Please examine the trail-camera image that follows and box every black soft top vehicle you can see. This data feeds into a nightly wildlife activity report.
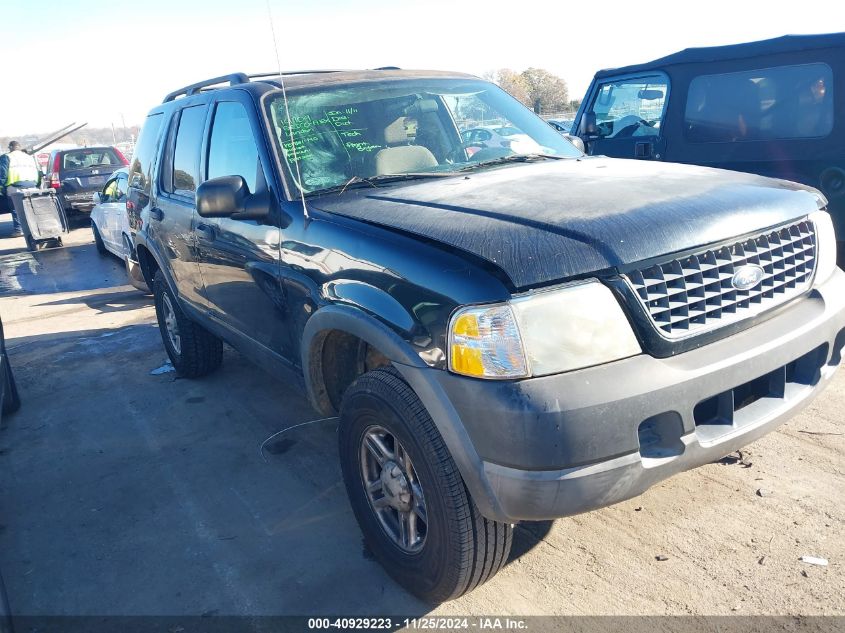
[572,32,845,263]
[131,69,845,603]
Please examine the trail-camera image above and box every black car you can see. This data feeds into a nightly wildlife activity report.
[571,32,845,265]
[46,146,129,214]
[132,70,845,602]
[1,316,21,425]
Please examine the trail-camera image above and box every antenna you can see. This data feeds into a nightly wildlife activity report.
[266,0,309,221]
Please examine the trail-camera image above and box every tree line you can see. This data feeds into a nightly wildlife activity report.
[0,125,141,154]
[484,68,581,115]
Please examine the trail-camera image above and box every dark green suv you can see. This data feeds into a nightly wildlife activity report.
[130,69,845,602]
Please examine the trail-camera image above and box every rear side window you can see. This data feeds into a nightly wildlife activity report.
[165,105,207,197]
[207,101,261,193]
[685,63,834,142]
[128,113,164,195]
[62,148,121,171]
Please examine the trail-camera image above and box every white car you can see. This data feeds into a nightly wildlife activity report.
[461,125,542,155]
[90,168,148,292]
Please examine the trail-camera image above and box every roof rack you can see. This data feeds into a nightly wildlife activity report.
[163,73,250,103]
[162,68,395,103]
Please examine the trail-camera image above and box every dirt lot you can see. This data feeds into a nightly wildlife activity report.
[0,221,843,620]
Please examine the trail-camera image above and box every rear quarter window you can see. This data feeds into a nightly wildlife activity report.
[685,62,834,142]
[129,113,164,195]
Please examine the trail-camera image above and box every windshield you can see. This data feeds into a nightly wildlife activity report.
[265,77,582,195]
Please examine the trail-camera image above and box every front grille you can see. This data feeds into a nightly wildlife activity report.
[624,219,817,339]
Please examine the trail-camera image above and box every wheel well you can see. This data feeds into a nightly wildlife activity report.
[136,245,160,289]
[309,330,391,415]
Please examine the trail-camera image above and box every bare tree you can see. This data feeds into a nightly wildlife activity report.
[489,69,531,107]
[520,68,569,114]
[485,68,570,114]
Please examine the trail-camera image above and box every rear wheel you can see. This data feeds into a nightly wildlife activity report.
[152,271,222,378]
[339,367,512,603]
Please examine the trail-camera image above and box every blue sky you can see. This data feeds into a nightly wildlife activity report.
[1,0,842,136]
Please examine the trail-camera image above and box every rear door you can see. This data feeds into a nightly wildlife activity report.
[151,105,209,310]
[580,74,670,160]
[195,97,289,355]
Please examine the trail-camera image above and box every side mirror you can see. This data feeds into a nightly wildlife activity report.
[196,175,282,224]
[93,192,103,204]
[197,175,249,218]
[580,112,598,136]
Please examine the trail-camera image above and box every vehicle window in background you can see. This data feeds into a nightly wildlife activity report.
[685,63,834,142]
[266,78,581,194]
[207,101,260,193]
[62,148,122,170]
[128,112,164,195]
[170,106,206,196]
[102,178,118,201]
[590,77,667,139]
[115,173,128,200]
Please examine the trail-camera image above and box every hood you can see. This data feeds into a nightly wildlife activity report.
[310,157,824,289]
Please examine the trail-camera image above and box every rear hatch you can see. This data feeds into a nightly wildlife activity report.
[57,148,126,199]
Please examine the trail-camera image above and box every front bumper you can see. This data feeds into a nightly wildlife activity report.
[409,269,845,523]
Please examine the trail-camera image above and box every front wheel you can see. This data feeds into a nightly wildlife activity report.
[152,271,222,378]
[339,367,512,603]
[92,224,107,255]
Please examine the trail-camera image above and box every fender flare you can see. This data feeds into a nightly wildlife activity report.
[135,238,179,300]
[301,304,508,522]
[301,304,427,413]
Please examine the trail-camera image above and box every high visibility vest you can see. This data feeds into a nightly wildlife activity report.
[4,150,39,186]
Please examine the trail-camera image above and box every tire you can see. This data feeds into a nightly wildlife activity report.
[152,270,222,378]
[339,367,512,603]
[92,223,107,255]
[1,361,21,415]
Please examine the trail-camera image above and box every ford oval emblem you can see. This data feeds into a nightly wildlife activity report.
[731,264,765,291]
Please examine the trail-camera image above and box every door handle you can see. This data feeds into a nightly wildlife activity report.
[634,142,653,158]
[150,207,164,221]
[196,223,216,242]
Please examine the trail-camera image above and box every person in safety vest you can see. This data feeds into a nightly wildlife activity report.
[0,141,42,237]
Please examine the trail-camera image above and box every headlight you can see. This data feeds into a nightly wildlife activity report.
[448,280,641,379]
[811,210,838,284]
[449,304,528,378]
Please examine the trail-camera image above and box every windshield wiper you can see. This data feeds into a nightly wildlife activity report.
[306,172,456,197]
[458,153,565,171]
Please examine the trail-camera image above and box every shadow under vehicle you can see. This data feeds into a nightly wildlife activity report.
[572,32,845,265]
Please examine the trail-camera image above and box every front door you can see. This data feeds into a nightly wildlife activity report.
[194,99,290,357]
[153,105,209,309]
[582,74,669,160]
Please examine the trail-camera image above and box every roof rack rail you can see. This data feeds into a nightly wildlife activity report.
[163,73,250,103]
[248,70,348,79]
[162,70,357,103]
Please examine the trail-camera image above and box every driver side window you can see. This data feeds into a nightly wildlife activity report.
[102,178,118,202]
[589,77,668,139]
